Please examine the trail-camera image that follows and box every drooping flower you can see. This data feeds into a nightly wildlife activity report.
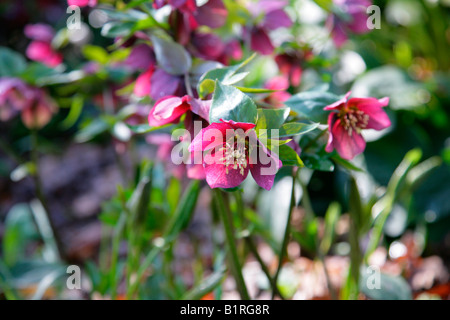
[275,50,312,87]
[246,0,293,55]
[148,95,210,127]
[0,77,57,129]
[327,0,372,48]
[324,92,390,160]
[25,24,62,67]
[189,119,282,190]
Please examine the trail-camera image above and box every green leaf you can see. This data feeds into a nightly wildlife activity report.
[82,45,109,65]
[302,153,334,172]
[151,34,192,75]
[255,108,290,132]
[198,53,256,97]
[209,82,258,124]
[127,123,172,134]
[331,154,364,172]
[74,119,110,143]
[320,202,341,254]
[164,180,201,241]
[0,47,27,77]
[60,95,84,129]
[360,268,412,300]
[278,122,319,138]
[277,145,304,167]
[101,21,136,38]
[235,87,277,94]
[285,91,340,124]
[181,267,226,300]
[3,204,37,266]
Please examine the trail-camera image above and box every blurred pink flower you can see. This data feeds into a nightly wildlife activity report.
[327,0,372,47]
[25,24,62,67]
[189,119,282,190]
[324,92,390,160]
[0,77,57,129]
[68,0,97,7]
[247,0,293,55]
[263,76,291,108]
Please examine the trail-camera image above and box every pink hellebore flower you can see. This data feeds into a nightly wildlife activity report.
[0,77,57,129]
[67,0,97,7]
[327,0,372,47]
[25,24,62,67]
[148,95,210,127]
[324,92,390,160]
[263,76,291,108]
[247,0,293,55]
[189,119,282,190]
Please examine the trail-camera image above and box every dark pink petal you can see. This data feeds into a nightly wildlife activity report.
[249,139,282,190]
[328,116,366,160]
[150,69,184,100]
[148,95,190,126]
[220,119,256,132]
[204,162,249,189]
[225,39,243,61]
[126,44,155,71]
[26,41,52,62]
[194,0,228,29]
[68,0,97,7]
[191,32,225,60]
[24,24,54,42]
[44,52,63,67]
[189,121,231,152]
[347,10,370,34]
[262,9,292,30]
[324,92,351,111]
[250,28,274,55]
[134,68,154,97]
[187,163,206,179]
[331,21,349,48]
[349,97,391,130]
[189,98,211,122]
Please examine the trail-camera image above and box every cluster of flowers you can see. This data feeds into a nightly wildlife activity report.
[0,0,390,191]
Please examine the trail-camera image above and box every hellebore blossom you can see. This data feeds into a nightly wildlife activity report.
[189,119,282,190]
[0,78,57,129]
[25,24,62,67]
[148,95,210,127]
[324,92,390,160]
[327,0,372,47]
[168,0,228,45]
[246,0,293,55]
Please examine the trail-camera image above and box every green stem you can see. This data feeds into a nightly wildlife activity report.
[30,130,65,261]
[271,171,296,299]
[213,189,250,300]
[234,191,285,299]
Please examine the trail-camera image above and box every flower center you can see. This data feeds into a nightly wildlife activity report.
[220,136,248,176]
[340,108,369,136]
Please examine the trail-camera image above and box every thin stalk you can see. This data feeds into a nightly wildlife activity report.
[213,189,250,300]
[271,171,296,299]
[234,191,285,299]
[184,73,194,97]
[30,130,65,261]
